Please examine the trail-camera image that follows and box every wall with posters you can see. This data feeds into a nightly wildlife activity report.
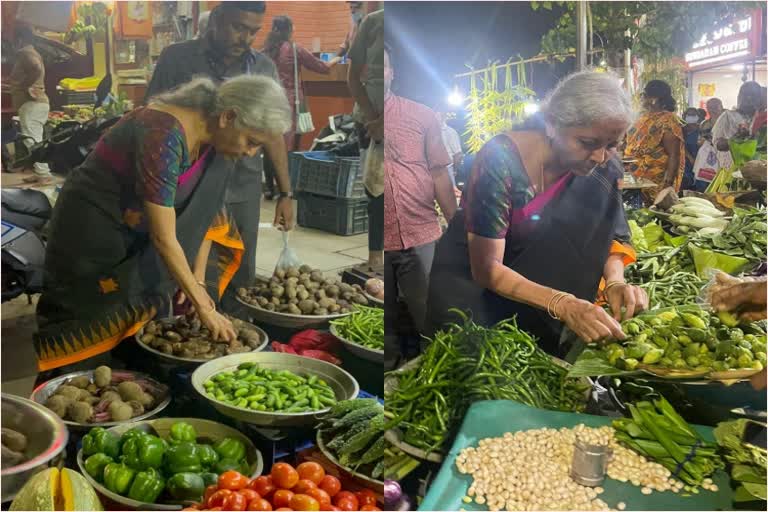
[691,64,768,110]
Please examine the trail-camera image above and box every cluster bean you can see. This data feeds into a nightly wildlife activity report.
[455,425,684,511]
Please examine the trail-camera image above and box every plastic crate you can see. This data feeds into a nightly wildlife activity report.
[295,151,365,199]
[297,192,368,236]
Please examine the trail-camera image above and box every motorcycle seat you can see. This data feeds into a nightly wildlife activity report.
[1,188,52,220]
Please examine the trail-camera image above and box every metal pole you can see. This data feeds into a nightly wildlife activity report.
[576,1,588,71]
[624,28,632,93]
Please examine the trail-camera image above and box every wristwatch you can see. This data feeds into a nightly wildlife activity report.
[276,192,293,200]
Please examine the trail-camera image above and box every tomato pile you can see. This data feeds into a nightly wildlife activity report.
[184,462,382,511]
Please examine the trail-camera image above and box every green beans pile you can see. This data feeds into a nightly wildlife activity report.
[626,243,696,285]
[203,363,336,413]
[384,312,590,455]
[330,306,383,350]
[638,271,704,309]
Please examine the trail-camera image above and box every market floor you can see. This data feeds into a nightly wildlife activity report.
[0,176,369,396]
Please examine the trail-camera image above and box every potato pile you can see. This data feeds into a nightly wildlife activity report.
[237,265,369,316]
[1,428,28,469]
[44,367,161,423]
[139,313,263,359]
[365,278,384,301]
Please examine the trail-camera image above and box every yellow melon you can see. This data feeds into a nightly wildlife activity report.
[10,467,103,511]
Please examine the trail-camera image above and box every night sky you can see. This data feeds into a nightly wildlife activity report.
[385,1,574,111]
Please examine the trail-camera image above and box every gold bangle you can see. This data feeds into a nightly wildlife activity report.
[547,291,569,319]
[603,280,625,295]
[551,293,572,321]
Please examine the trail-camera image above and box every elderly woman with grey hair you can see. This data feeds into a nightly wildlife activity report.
[426,71,648,355]
[35,75,290,372]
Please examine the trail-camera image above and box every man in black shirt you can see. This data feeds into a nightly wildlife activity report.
[146,1,294,309]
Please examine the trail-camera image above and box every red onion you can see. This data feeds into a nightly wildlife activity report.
[384,480,402,506]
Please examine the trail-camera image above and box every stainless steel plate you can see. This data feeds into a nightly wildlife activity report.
[329,324,383,363]
[236,296,351,329]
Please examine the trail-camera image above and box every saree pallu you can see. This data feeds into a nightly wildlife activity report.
[625,111,685,204]
[35,151,243,371]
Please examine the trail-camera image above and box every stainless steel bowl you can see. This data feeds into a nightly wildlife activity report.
[1,393,69,502]
[316,430,384,491]
[76,417,264,511]
[135,316,270,365]
[236,297,351,329]
[191,352,360,427]
[30,370,171,430]
[364,293,384,308]
[329,324,384,363]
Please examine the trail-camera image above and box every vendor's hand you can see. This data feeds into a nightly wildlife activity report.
[559,296,626,343]
[711,279,767,321]
[365,116,384,142]
[750,368,767,391]
[605,283,648,321]
[273,196,295,231]
[198,307,237,343]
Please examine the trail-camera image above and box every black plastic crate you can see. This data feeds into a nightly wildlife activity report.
[297,192,368,236]
[294,151,364,199]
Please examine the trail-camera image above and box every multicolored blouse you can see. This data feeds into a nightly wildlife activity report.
[624,111,685,201]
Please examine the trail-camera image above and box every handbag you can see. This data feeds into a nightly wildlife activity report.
[293,43,315,134]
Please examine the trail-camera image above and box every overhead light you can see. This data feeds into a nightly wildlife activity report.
[731,63,746,70]
[524,102,540,115]
[447,87,464,107]
[723,74,734,78]
[599,60,607,67]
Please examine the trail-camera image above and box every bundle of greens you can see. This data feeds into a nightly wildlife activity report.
[385,312,589,455]
[612,396,724,489]
[714,419,767,502]
[693,206,767,265]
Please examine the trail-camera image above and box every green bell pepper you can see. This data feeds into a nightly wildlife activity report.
[122,434,165,471]
[213,437,245,462]
[127,468,165,503]
[83,453,113,482]
[213,458,244,475]
[166,472,206,501]
[170,422,198,444]
[82,427,120,459]
[103,462,136,495]
[197,444,219,468]
[164,442,202,474]
[201,472,219,487]
[119,428,147,452]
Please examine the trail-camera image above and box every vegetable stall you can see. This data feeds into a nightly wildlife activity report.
[384,191,767,512]
[1,265,386,511]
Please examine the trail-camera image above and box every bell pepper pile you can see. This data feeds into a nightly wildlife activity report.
[185,463,382,511]
[81,421,251,504]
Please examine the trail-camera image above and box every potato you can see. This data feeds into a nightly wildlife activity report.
[339,283,354,294]
[315,289,327,301]
[287,304,302,315]
[286,267,301,279]
[108,400,133,421]
[45,395,71,418]
[68,375,91,389]
[288,298,299,305]
[325,285,340,298]
[86,383,99,394]
[328,304,341,313]
[286,276,299,286]
[271,285,285,298]
[76,389,93,402]
[277,304,291,313]
[274,269,287,280]
[271,296,282,306]
[165,331,182,342]
[1,428,27,452]
[298,300,317,315]
[265,303,276,311]
[137,392,154,408]
[257,297,269,307]
[286,287,298,300]
[237,287,248,298]
[352,294,369,305]
[140,333,156,344]
[299,264,313,274]
[68,401,93,423]
[314,308,329,316]
[310,271,324,283]
[94,365,112,388]
[117,381,144,402]
[318,298,336,309]
[101,391,122,403]
[127,400,145,418]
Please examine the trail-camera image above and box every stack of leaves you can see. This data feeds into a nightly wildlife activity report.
[612,396,724,489]
[385,312,589,455]
[713,419,767,502]
[317,399,387,481]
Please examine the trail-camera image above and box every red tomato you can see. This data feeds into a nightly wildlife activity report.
[271,463,300,490]
[289,494,320,512]
[293,479,318,495]
[333,492,358,508]
[249,476,276,499]
[275,509,294,511]
[318,475,341,498]
[296,462,326,484]
[247,498,274,511]
[306,488,332,511]
[329,507,342,512]
[181,508,199,511]
[223,492,248,511]
[272,489,295,508]
[203,485,218,506]
[219,470,250,491]
[209,508,223,511]
[239,489,261,503]
[360,507,381,511]
[207,489,233,509]
[335,498,357,512]
[356,490,377,508]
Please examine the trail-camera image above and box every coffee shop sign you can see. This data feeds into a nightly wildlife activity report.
[685,16,755,69]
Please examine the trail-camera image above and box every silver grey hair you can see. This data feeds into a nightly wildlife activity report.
[151,75,292,134]
[541,71,635,129]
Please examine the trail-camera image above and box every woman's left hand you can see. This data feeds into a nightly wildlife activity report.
[605,283,648,321]
[273,197,295,231]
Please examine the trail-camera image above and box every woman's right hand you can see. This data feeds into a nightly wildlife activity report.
[558,296,626,343]
[197,302,237,343]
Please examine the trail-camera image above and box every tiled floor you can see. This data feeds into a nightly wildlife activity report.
[1,172,369,395]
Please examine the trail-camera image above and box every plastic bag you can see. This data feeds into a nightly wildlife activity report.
[274,231,302,275]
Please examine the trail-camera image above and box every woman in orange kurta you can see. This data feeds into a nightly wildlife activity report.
[624,80,684,205]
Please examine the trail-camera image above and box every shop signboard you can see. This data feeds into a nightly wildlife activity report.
[685,10,763,70]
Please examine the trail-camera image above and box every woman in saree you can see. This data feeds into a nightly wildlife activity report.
[425,71,649,356]
[35,75,291,372]
[624,80,684,205]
